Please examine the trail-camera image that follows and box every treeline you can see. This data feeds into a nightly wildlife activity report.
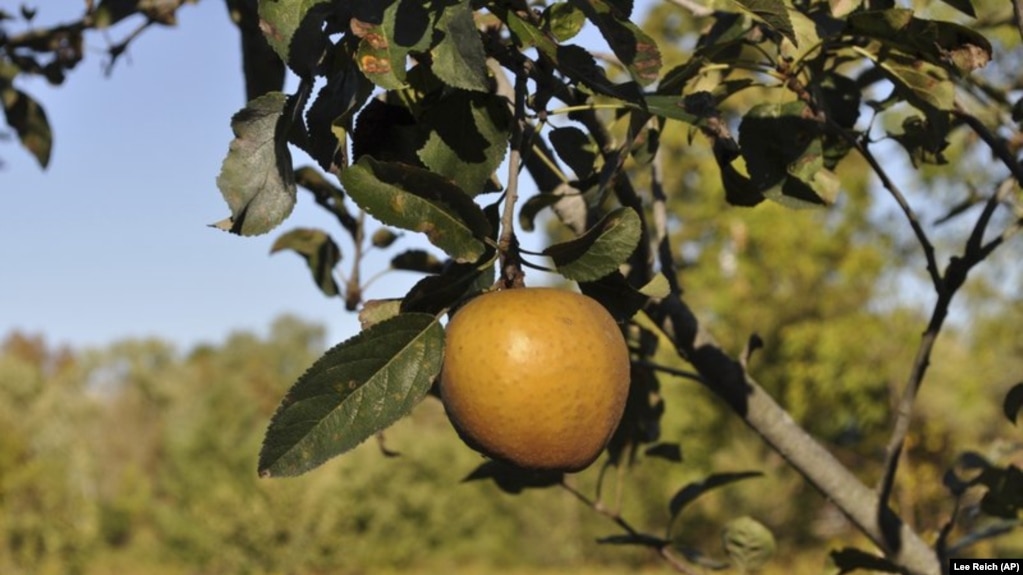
[0,310,1020,575]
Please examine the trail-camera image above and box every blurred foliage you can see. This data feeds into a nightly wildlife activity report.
[1,306,1022,574]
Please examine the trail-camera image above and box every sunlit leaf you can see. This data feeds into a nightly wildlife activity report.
[877,52,954,112]
[259,313,443,477]
[271,228,341,297]
[341,157,492,262]
[417,91,511,196]
[544,207,642,281]
[214,92,296,236]
[847,9,991,73]
[544,2,586,42]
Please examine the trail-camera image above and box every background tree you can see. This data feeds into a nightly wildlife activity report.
[3,1,1023,575]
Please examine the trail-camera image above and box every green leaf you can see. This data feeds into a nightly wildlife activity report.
[847,9,991,73]
[340,157,492,262]
[214,92,297,236]
[543,207,641,282]
[417,91,511,196]
[257,0,329,70]
[431,1,489,92]
[569,0,662,86]
[668,471,763,520]
[1005,383,1023,425]
[391,249,445,274]
[877,51,954,112]
[2,87,51,169]
[501,9,642,102]
[739,101,839,207]
[729,0,796,46]
[352,0,433,90]
[637,95,701,125]
[258,313,444,477]
[939,0,976,17]
[544,2,586,42]
[400,262,492,315]
[722,516,776,572]
[270,228,341,297]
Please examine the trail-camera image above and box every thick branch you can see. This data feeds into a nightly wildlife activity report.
[645,296,941,575]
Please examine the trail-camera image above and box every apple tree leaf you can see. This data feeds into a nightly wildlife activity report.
[431,1,489,92]
[340,157,492,262]
[214,92,297,236]
[271,228,341,297]
[544,207,641,281]
[2,87,51,169]
[258,312,444,477]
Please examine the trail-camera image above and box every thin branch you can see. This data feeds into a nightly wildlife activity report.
[842,130,943,293]
[953,101,1023,188]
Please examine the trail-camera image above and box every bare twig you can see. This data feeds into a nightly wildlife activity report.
[953,100,1023,188]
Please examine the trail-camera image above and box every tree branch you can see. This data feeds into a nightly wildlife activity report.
[644,295,942,575]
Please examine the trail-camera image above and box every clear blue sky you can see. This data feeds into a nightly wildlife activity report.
[1,2,638,351]
[1,2,407,350]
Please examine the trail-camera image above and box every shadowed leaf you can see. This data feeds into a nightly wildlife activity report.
[258,313,443,477]
[730,0,796,45]
[830,547,903,574]
[570,0,662,85]
[2,87,51,168]
[669,471,762,519]
[271,228,341,297]
[463,460,563,494]
[431,1,489,91]
[1003,382,1023,424]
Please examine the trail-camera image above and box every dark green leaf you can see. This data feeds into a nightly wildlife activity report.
[549,126,597,179]
[351,98,422,166]
[271,228,341,297]
[637,95,700,125]
[892,115,951,166]
[830,547,903,574]
[400,261,492,315]
[978,465,1023,518]
[729,0,796,45]
[214,92,296,236]
[463,460,563,494]
[847,9,991,73]
[371,228,399,248]
[668,471,762,519]
[431,1,489,92]
[1,87,51,169]
[258,313,444,477]
[340,157,492,262]
[579,272,649,323]
[544,207,642,282]
[569,0,662,85]
[306,53,373,172]
[391,249,445,274]
[644,442,683,462]
[1004,383,1023,425]
[417,91,511,196]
